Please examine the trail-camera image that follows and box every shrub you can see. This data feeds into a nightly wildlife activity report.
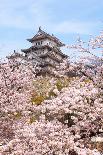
[29,116,36,124]
[47,89,58,99]
[31,95,46,105]
[56,78,70,91]
[56,80,64,91]
[13,111,22,119]
[7,111,22,120]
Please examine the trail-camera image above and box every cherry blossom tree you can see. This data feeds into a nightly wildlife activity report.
[67,32,103,82]
[0,31,103,154]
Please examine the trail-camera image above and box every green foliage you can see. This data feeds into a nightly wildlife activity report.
[79,79,92,88]
[47,89,57,99]
[56,80,63,91]
[14,111,22,119]
[33,77,51,96]
[31,95,46,105]
[56,78,70,91]
[29,116,36,124]
[84,79,92,83]
[8,111,22,119]
[31,77,72,105]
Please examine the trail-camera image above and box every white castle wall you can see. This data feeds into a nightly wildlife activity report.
[32,39,57,47]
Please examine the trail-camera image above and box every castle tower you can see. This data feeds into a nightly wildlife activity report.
[21,27,68,75]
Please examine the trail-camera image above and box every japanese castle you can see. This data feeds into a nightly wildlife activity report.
[8,27,68,75]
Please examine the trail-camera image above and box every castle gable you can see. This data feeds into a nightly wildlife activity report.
[27,27,65,47]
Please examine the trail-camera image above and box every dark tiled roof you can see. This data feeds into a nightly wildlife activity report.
[21,45,68,58]
[6,52,24,59]
[27,28,65,47]
[39,52,61,63]
[21,47,31,53]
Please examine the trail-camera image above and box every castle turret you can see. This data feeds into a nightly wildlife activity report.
[21,27,68,75]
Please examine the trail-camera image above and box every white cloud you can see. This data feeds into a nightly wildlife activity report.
[0,0,102,34]
[0,0,53,29]
[0,0,103,58]
[51,21,102,35]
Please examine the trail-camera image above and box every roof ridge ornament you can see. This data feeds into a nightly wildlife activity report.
[38,26,42,32]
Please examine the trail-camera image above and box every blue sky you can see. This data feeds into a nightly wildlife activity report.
[0,0,103,58]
